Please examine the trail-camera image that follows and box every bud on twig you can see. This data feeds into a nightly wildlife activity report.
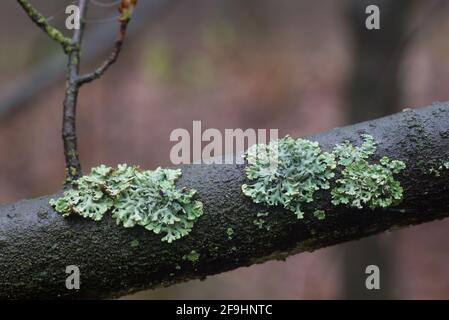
[119,0,138,22]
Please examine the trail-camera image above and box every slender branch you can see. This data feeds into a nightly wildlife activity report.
[62,0,88,183]
[0,102,448,299]
[2,0,171,118]
[63,0,137,182]
[15,0,88,183]
[15,1,137,183]
[63,1,137,182]
[77,0,137,86]
[16,0,71,52]
[77,15,131,85]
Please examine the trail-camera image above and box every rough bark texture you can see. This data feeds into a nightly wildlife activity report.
[1,102,449,299]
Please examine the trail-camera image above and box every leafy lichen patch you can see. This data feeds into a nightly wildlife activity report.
[332,134,376,166]
[130,239,140,248]
[313,210,326,220]
[242,134,406,219]
[331,135,406,209]
[183,250,200,263]
[49,164,203,243]
[226,227,234,239]
[50,165,113,221]
[242,136,336,219]
[253,218,265,229]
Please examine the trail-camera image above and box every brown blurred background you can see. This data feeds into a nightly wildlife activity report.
[1,0,449,299]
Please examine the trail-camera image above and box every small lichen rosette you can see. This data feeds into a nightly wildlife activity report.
[113,168,204,243]
[331,135,406,209]
[49,165,113,221]
[242,136,336,219]
[49,165,203,243]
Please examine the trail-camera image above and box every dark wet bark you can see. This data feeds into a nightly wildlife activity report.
[1,102,448,299]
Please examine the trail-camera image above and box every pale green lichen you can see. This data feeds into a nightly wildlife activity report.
[428,160,449,177]
[242,134,406,219]
[253,218,265,229]
[253,212,271,230]
[242,136,336,219]
[226,227,234,239]
[17,0,71,49]
[331,135,406,209]
[50,165,113,221]
[332,134,376,166]
[49,164,203,243]
[313,210,325,220]
[130,239,140,247]
[183,250,200,262]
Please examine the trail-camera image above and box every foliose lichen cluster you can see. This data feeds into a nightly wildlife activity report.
[242,134,406,220]
[242,136,336,219]
[49,164,203,243]
[331,134,406,209]
[50,133,407,244]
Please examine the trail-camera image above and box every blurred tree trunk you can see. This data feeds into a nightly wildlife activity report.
[341,0,414,299]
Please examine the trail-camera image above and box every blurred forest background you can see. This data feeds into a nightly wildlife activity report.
[1,0,449,299]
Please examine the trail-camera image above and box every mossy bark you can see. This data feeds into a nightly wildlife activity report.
[1,102,449,299]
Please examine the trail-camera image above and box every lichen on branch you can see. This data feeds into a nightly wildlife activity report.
[16,0,71,51]
[50,164,203,243]
[242,134,406,219]
[331,135,406,209]
[242,136,336,219]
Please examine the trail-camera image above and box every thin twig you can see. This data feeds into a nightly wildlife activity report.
[16,0,137,184]
[3,0,160,119]
[62,0,89,183]
[16,0,71,52]
[77,2,135,85]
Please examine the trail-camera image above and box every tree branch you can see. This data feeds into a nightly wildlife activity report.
[15,0,137,183]
[16,0,71,52]
[2,0,173,118]
[63,0,137,182]
[77,12,131,86]
[1,102,449,299]
[61,0,88,183]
